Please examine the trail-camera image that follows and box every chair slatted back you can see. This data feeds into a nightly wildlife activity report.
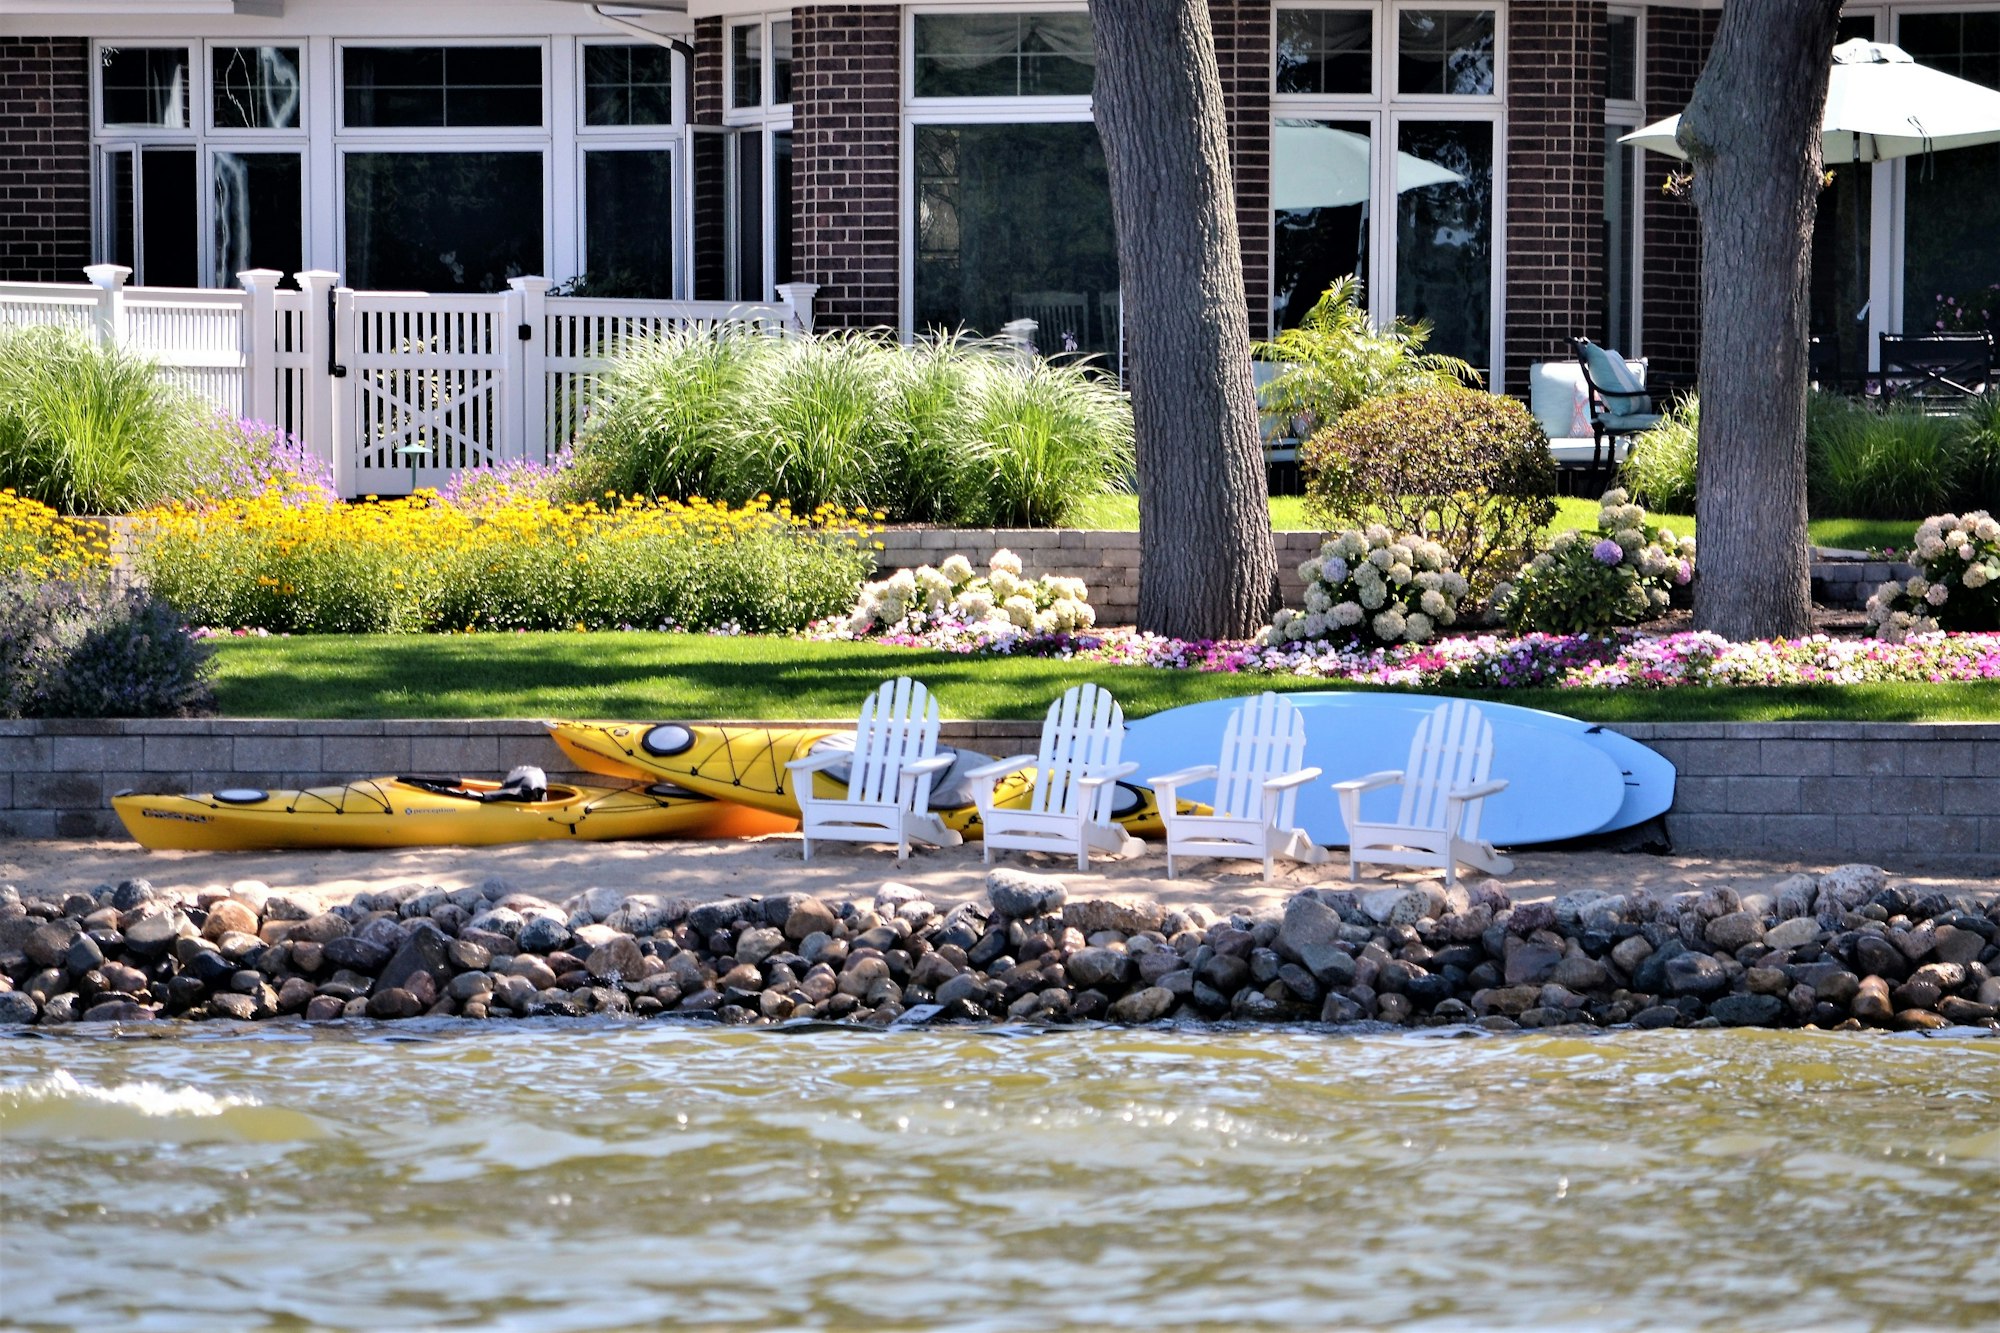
[1029,684,1125,823]
[850,677,941,813]
[1214,693,1310,826]
[1396,700,1496,838]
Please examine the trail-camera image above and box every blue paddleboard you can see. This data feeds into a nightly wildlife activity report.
[1123,692,1673,847]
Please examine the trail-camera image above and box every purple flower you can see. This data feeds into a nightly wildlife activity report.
[1592,538,1624,566]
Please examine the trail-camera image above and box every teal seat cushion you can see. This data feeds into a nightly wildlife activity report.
[1580,341,1653,416]
[1598,411,1662,432]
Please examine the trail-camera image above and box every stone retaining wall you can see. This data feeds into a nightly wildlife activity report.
[6,718,1994,869]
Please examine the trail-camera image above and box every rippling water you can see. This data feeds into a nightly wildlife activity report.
[2,1023,1996,1332]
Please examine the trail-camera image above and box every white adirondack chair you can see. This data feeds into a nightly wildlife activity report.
[1332,699,1514,889]
[784,677,964,864]
[1148,692,1327,882]
[966,683,1143,872]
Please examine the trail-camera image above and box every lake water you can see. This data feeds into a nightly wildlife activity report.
[2,1023,1996,1332]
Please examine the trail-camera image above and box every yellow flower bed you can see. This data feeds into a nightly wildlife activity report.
[133,488,878,634]
[0,489,116,582]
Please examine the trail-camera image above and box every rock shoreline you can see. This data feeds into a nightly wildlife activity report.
[2,866,1996,1034]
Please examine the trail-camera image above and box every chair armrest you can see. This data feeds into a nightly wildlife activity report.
[1146,764,1217,793]
[1262,766,1322,793]
[965,754,1035,783]
[1331,770,1403,794]
[1076,761,1140,790]
[901,753,956,777]
[1448,778,1508,802]
[785,751,846,775]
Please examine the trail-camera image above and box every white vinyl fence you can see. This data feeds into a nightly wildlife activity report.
[0,266,818,499]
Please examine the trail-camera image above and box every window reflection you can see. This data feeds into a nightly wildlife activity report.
[345,151,544,291]
[913,14,1097,98]
[213,151,303,286]
[101,47,190,128]
[1273,119,1373,328]
[1396,10,1495,95]
[1275,9,1373,96]
[1395,120,1492,371]
[213,47,301,130]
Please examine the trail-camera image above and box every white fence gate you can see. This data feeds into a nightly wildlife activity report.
[0,266,817,499]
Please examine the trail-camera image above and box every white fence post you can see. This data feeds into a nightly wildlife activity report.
[237,268,283,425]
[508,276,552,463]
[776,281,820,335]
[295,270,345,496]
[82,263,131,349]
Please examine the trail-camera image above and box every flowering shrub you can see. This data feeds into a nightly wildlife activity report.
[836,549,1095,638]
[133,490,877,635]
[1497,489,1694,634]
[1865,510,2000,640]
[179,417,336,506]
[1264,525,1467,647]
[1931,284,1999,335]
[1,490,115,581]
[440,448,578,512]
[0,574,213,718]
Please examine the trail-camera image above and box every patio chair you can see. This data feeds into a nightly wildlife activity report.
[1009,291,1089,355]
[1574,337,1663,478]
[1879,332,1992,411]
[785,676,964,864]
[1147,693,1327,882]
[967,683,1144,872]
[1332,699,1513,890]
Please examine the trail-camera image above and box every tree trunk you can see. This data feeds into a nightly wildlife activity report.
[1682,0,1840,640]
[1089,0,1275,640]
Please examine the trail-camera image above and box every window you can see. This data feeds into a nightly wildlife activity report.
[101,47,191,128]
[584,151,676,295]
[105,147,199,287]
[344,151,544,291]
[1273,119,1373,328]
[1604,13,1637,103]
[1898,11,2000,344]
[730,18,793,108]
[1395,9,1495,96]
[342,46,543,129]
[213,151,304,288]
[213,46,301,130]
[1602,10,1642,352]
[1395,121,1493,362]
[1275,8,1373,96]
[723,18,795,301]
[911,14,1097,97]
[583,43,676,126]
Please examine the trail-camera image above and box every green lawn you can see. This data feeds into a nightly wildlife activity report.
[210,633,1999,723]
[1064,494,1912,551]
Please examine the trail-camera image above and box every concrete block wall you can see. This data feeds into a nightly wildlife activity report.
[6,718,1995,870]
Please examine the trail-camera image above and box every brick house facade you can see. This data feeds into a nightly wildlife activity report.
[0,38,90,283]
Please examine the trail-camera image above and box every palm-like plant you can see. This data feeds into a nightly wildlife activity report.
[1253,275,1480,436]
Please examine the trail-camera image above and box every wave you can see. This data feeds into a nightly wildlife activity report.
[0,1069,329,1143]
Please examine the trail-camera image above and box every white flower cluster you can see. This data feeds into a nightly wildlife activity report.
[843,548,1096,637]
[1263,524,1467,646]
[1499,488,1695,629]
[1866,510,2000,641]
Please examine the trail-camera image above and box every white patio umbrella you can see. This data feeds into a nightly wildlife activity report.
[1620,38,2000,164]
[1273,121,1464,211]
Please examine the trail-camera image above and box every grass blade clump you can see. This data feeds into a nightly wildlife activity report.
[883,331,984,524]
[720,331,897,513]
[1809,399,1962,518]
[1619,393,1699,512]
[962,355,1134,528]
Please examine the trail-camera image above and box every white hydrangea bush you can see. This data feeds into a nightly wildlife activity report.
[1865,510,2000,641]
[842,549,1096,637]
[1493,488,1695,634]
[1262,525,1468,647]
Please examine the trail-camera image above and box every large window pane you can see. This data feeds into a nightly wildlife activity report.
[734,132,764,299]
[1605,13,1637,102]
[583,44,675,126]
[1275,9,1373,96]
[213,46,301,130]
[1397,10,1496,96]
[1809,163,1872,383]
[584,150,674,297]
[343,46,542,129]
[213,151,303,287]
[772,20,794,104]
[345,151,543,291]
[1273,119,1373,329]
[914,121,1118,356]
[774,130,794,285]
[101,47,190,128]
[731,24,764,109]
[1602,127,1636,350]
[108,150,135,272]
[139,147,198,287]
[912,15,1097,98]
[1395,120,1492,371]
[1899,13,2000,344]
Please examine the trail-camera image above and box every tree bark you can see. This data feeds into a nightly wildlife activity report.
[1682,0,1840,640]
[1088,0,1276,640]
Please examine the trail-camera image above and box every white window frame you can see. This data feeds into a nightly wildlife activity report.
[1273,2,1383,102]
[1271,1,1505,374]
[900,3,1101,344]
[332,38,551,137]
[723,15,795,301]
[1605,4,1645,353]
[575,37,686,296]
[724,14,794,119]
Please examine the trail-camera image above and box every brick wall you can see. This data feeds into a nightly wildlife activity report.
[0,38,90,284]
[1639,7,1716,379]
[1212,0,1274,339]
[1502,0,1607,396]
[793,6,901,329]
[690,17,727,302]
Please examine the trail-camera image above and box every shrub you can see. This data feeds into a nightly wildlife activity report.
[1497,489,1695,634]
[440,448,579,512]
[1,489,116,582]
[0,575,213,718]
[839,549,1095,637]
[1620,394,1699,512]
[1958,390,2000,510]
[0,326,207,514]
[959,356,1134,528]
[181,417,337,505]
[1264,525,1467,648]
[718,331,900,513]
[1254,275,1480,435]
[1300,385,1557,595]
[1808,398,1965,518]
[1865,510,2000,640]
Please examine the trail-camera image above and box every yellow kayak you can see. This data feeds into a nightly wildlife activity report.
[543,720,1192,838]
[112,775,796,852]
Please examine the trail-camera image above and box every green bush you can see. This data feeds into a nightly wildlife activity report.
[0,326,209,515]
[1620,394,1699,512]
[0,574,214,717]
[570,325,1131,527]
[1300,385,1557,596]
[1808,398,1965,518]
[1498,489,1695,635]
[1254,276,1480,435]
